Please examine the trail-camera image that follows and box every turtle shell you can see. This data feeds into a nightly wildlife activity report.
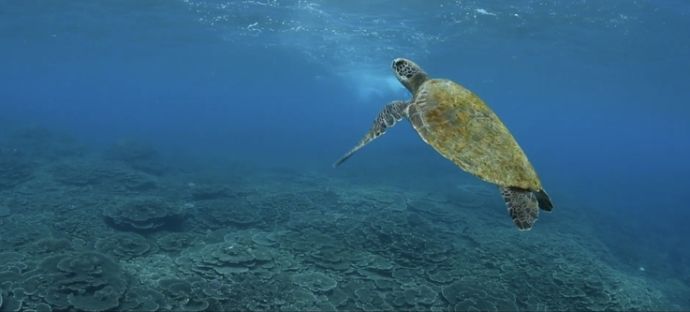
[407,79,542,190]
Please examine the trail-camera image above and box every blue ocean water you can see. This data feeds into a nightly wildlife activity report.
[1,0,689,311]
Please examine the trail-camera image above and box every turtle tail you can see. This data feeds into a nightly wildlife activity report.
[500,187,539,230]
[535,189,554,212]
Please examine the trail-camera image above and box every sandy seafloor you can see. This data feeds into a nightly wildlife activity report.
[0,125,688,312]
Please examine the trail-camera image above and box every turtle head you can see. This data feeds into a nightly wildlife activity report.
[392,58,428,94]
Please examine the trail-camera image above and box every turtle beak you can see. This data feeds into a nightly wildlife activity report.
[392,58,408,80]
[392,58,405,73]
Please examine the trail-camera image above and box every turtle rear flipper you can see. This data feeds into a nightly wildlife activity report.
[333,101,408,167]
[500,187,539,230]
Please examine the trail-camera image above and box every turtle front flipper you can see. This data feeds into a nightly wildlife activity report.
[333,101,408,167]
[500,187,540,230]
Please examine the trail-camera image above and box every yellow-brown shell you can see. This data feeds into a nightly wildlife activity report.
[408,79,542,190]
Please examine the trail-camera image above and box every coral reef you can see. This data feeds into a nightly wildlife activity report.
[0,127,684,311]
[120,286,166,312]
[4,126,84,161]
[0,217,52,252]
[105,139,167,175]
[156,232,197,253]
[50,160,157,192]
[17,252,128,312]
[192,193,289,230]
[28,238,73,256]
[194,198,264,229]
[189,183,233,200]
[175,238,276,278]
[0,150,33,190]
[158,278,213,311]
[0,206,10,218]
[96,232,153,259]
[292,271,338,293]
[103,196,185,232]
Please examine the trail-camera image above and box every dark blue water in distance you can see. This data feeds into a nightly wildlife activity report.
[1,0,689,311]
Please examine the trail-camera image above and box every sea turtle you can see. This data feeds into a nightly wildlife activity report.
[334,58,553,230]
